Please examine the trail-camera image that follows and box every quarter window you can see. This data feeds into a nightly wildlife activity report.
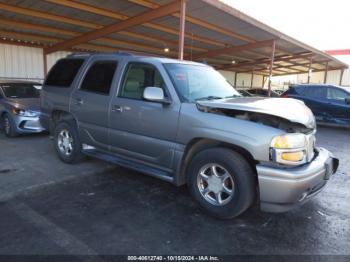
[45,59,84,87]
[119,63,166,100]
[80,61,117,95]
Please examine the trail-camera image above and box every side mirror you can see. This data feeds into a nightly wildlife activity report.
[143,87,170,104]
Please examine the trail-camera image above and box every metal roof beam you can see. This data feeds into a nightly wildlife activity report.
[273,67,344,77]
[190,39,274,60]
[44,1,181,54]
[0,22,180,56]
[0,2,202,52]
[0,29,182,56]
[0,2,100,29]
[0,18,208,55]
[128,0,293,57]
[44,0,226,47]
[128,0,255,43]
[220,52,314,70]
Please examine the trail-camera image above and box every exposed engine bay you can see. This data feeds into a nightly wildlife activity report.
[197,104,314,134]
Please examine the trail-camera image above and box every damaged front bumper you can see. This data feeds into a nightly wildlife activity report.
[257,147,339,213]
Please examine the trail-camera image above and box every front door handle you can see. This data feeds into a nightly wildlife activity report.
[111,105,123,112]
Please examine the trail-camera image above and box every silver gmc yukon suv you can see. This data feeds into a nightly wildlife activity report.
[40,53,338,219]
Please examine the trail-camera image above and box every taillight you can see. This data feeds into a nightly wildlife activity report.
[281,93,288,98]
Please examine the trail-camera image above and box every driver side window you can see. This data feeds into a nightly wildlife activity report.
[118,63,167,100]
[327,87,350,100]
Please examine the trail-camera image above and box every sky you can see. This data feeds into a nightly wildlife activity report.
[220,0,350,51]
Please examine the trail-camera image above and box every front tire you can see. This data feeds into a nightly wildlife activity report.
[54,121,84,164]
[2,114,17,137]
[187,148,256,219]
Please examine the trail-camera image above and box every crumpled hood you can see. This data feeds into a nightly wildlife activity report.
[5,98,41,112]
[197,97,316,129]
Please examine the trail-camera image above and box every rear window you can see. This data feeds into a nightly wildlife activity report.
[293,86,306,95]
[45,59,84,87]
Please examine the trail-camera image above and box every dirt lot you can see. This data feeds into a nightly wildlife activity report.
[0,127,349,256]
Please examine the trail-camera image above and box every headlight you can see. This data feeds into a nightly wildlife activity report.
[270,133,308,165]
[11,108,38,117]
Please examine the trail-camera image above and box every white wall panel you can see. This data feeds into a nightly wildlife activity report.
[0,43,44,80]
[47,51,71,72]
[219,70,263,88]
[0,44,72,81]
[219,70,236,85]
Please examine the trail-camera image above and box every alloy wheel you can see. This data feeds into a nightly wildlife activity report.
[197,163,235,206]
[57,129,74,156]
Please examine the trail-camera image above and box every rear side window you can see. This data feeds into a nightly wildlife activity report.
[302,86,326,98]
[45,59,84,87]
[80,61,117,95]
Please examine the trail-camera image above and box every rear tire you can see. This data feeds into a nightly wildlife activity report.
[54,120,84,164]
[2,114,17,137]
[187,148,256,219]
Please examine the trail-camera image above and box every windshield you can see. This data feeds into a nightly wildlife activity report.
[340,86,350,93]
[1,83,41,98]
[164,63,240,102]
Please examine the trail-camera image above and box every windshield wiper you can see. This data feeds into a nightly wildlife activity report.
[195,96,223,101]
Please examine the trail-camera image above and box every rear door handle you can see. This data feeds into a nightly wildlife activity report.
[75,98,84,105]
[111,105,123,112]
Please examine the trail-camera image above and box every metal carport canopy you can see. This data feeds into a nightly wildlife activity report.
[0,0,347,79]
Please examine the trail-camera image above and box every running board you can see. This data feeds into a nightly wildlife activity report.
[82,149,174,183]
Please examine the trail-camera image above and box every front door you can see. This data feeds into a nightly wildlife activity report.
[325,86,350,124]
[109,62,180,169]
[70,59,118,150]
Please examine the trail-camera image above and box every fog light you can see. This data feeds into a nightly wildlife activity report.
[281,151,304,162]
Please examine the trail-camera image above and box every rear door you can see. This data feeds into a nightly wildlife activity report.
[70,58,118,150]
[108,61,181,169]
[299,86,328,120]
[325,86,350,124]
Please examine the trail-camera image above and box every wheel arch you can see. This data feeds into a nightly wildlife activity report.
[50,109,77,133]
[175,137,258,186]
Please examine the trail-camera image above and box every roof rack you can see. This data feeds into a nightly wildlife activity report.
[67,51,135,58]
[66,52,91,57]
[112,51,134,56]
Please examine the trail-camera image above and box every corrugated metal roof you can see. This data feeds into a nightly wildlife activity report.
[0,0,346,76]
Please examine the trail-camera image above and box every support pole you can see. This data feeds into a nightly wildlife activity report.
[339,69,344,86]
[178,0,186,60]
[250,69,254,89]
[262,76,265,88]
[323,62,328,84]
[268,40,276,97]
[43,49,47,78]
[234,71,238,88]
[307,56,313,84]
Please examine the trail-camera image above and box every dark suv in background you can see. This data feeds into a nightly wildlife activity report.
[282,84,350,126]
